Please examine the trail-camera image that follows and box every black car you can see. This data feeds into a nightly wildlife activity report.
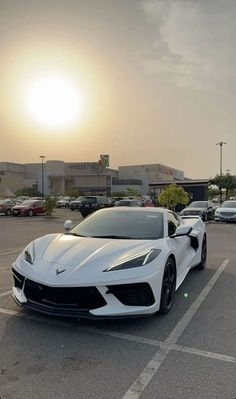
[78,196,110,217]
[180,201,214,221]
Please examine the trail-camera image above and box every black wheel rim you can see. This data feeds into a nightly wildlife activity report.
[162,261,176,309]
[202,238,207,266]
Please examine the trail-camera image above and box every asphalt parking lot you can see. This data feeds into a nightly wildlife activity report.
[0,210,236,399]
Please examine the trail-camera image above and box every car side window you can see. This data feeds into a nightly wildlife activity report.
[167,212,179,236]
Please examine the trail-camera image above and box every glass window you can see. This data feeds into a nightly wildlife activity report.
[167,212,179,236]
[69,209,164,240]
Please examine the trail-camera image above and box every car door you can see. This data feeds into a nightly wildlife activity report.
[34,201,43,214]
[167,212,191,278]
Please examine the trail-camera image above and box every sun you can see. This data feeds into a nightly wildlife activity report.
[25,76,82,128]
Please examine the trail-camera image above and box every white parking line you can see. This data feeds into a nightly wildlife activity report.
[0,258,233,398]
[0,306,235,367]
[0,290,12,298]
[0,250,20,256]
[122,258,231,399]
[166,258,230,345]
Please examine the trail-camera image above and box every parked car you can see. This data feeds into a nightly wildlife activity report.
[0,199,17,215]
[70,197,84,210]
[115,199,141,207]
[78,196,110,217]
[180,201,214,221]
[12,200,45,216]
[16,196,30,203]
[57,197,76,208]
[12,207,206,319]
[214,200,236,222]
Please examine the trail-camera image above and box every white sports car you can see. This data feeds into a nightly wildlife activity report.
[12,208,207,319]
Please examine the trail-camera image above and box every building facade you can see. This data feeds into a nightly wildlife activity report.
[0,160,185,197]
[118,164,184,195]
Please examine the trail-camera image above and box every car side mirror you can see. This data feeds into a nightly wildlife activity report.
[64,220,73,232]
[171,225,192,238]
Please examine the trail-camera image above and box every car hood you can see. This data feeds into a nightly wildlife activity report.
[17,234,164,285]
[41,234,157,270]
[216,207,236,213]
[13,205,30,209]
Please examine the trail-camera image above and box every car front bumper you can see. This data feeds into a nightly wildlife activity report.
[12,267,160,319]
[214,214,236,222]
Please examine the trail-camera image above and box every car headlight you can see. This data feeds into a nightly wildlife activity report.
[105,249,161,272]
[22,241,35,265]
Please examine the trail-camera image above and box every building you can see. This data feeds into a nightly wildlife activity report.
[0,159,187,197]
[0,160,118,197]
[0,162,25,197]
[118,163,184,195]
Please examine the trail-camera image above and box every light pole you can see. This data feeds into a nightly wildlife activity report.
[216,142,226,203]
[39,155,46,198]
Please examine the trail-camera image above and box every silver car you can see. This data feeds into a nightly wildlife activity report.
[214,200,236,222]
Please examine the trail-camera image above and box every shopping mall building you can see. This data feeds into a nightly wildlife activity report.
[0,160,185,197]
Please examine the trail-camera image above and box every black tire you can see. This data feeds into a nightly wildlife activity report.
[159,257,176,314]
[196,235,207,270]
[28,209,34,217]
[6,209,11,216]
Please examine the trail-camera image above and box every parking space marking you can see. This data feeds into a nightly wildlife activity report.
[0,250,20,256]
[166,258,230,345]
[122,258,231,399]
[0,306,235,367]
[171,343,236,364]
[0,290,12,298]
[0,258,233,399]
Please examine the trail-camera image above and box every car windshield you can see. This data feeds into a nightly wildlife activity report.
[189,201,208,208]
[69,209,164,240]
[116,201,135,206]
[82,197,97,204]
[20,200,35,206]
[221,201,236,208]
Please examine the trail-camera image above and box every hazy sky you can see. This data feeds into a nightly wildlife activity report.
[0,0,236,178]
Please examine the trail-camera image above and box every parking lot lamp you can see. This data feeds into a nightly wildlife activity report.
[216,142,226,203]
[39,155,46,198]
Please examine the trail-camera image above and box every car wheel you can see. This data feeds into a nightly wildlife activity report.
[65,204,69,208]
[196,235,207,270]
[6,209,11,216]
[28,209,34,217]
[159,257,176,314]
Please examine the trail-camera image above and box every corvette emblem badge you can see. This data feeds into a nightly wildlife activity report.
[56,268,66,275]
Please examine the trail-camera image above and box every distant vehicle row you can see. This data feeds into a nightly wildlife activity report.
[0,199,45,216]
[180,200,236,223]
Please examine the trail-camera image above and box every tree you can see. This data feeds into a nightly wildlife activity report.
[126,187,141,197]
[15,187,40,197]
[44,196,57,217]
[111,191,128,198]
[210,173,236,200]
[158,184,189,210]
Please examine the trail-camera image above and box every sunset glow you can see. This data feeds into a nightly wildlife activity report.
[25,77,82,128]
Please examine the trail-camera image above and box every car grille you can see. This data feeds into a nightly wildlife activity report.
[220,212,236,217]
[12,270,106,310]
[107,283,155,307]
